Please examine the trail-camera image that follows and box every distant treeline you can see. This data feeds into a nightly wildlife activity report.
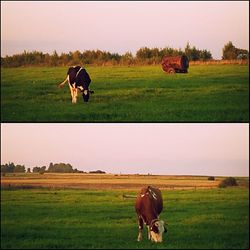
[1,41,248,68]
[1,43,213,67]
[1,162,106,174]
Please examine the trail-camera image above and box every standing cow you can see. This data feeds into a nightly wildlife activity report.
[135,186,167,243]
[58,65,94,103]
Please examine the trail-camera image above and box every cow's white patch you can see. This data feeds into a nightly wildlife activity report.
[78,86,84,91]
[150,220,165,243]
[137,231,142,241]
[83,90,88,95]
[149,189,157,200]
[76,67,82,77]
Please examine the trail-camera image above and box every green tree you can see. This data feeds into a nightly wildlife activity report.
[221,41,248,60]
[222,41,237,60]
[47,162,74,173]
[33,166,41,173]
[121,52,134,65]
[50,50,59,66]
[14,165,26,172]
[1,162,15,173]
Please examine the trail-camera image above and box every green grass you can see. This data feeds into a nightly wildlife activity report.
[1,188,249,249]
[1,64,249,122]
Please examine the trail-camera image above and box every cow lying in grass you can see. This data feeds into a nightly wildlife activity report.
[135,186,167,243]
[58,66,94,103]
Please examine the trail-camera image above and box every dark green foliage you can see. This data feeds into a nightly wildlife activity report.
[33,166,46,174]
[184,42,212,61]
[46,163,84,173]
[47,163,73,173]
[89,170,106,174]
[1,44,212,67]
[219,177,238,188]
[208,176,215,181]
[1,162,26,173]
[222,41,249,60]
[1,188,249,249]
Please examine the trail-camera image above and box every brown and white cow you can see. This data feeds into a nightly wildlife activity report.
[135,186,167,243]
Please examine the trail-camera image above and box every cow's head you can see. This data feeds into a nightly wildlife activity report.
[150,220,167,243]
[82,89,94,102]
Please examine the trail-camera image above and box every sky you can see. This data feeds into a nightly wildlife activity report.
[1,1,249,59]
[1,123,249,176]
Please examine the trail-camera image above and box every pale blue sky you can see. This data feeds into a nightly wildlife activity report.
[1,124,249,176]
[1,1,249,59]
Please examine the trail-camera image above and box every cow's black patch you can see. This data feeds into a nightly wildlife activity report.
[151,224,159,233]
[82,91,90,102]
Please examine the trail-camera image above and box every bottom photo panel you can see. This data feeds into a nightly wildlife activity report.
[1,123,249,249]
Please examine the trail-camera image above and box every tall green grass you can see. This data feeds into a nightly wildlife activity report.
[1,188,249,249]
[1,65,249,122]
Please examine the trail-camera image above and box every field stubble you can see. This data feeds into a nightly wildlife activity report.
[1,173,248,190]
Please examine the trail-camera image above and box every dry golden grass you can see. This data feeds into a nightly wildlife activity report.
[189,59,249,65]
[2,173,247,190]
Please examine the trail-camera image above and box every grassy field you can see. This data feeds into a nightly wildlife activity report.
[1,64,249,122]
[1,187,249,249]
[1,174,249,249]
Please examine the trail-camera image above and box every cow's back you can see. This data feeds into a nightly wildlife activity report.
[67,67,78,85]
[148,186,163,214]
[76,68,91,89]
[135,186,163,220]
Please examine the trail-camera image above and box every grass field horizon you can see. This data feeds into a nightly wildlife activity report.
[1,173,249,190]
[1,174,249,249]
[1,64,249,122]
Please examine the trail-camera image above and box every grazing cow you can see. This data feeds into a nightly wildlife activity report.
[58,66,94,103]
[135,186,167,243]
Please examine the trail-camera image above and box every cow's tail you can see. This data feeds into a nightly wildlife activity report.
[58,75,69,88]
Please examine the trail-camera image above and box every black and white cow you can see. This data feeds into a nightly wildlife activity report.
[58,66,94,103]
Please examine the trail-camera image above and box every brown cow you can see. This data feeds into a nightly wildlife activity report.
[135,186,167,243]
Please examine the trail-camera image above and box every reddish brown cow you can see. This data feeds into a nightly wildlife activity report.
[135,186,167,243]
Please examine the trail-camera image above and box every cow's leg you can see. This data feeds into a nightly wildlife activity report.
[69,85,77,104]
[72,88,77,103]
[72,83,78,103]
[137,216,143,241]
[147,225,151,240]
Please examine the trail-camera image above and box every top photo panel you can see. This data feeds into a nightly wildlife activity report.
[1,1,249,122]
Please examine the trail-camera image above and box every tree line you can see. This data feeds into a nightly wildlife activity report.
[1,41,247,68]
[1,43,213,67]
[1,162,106,174]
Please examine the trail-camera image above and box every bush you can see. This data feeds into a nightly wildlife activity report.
[219,177,238,188]
[208,176,215,181]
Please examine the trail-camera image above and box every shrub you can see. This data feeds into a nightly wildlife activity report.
[208,176,215,181]
[219,177,238,188]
